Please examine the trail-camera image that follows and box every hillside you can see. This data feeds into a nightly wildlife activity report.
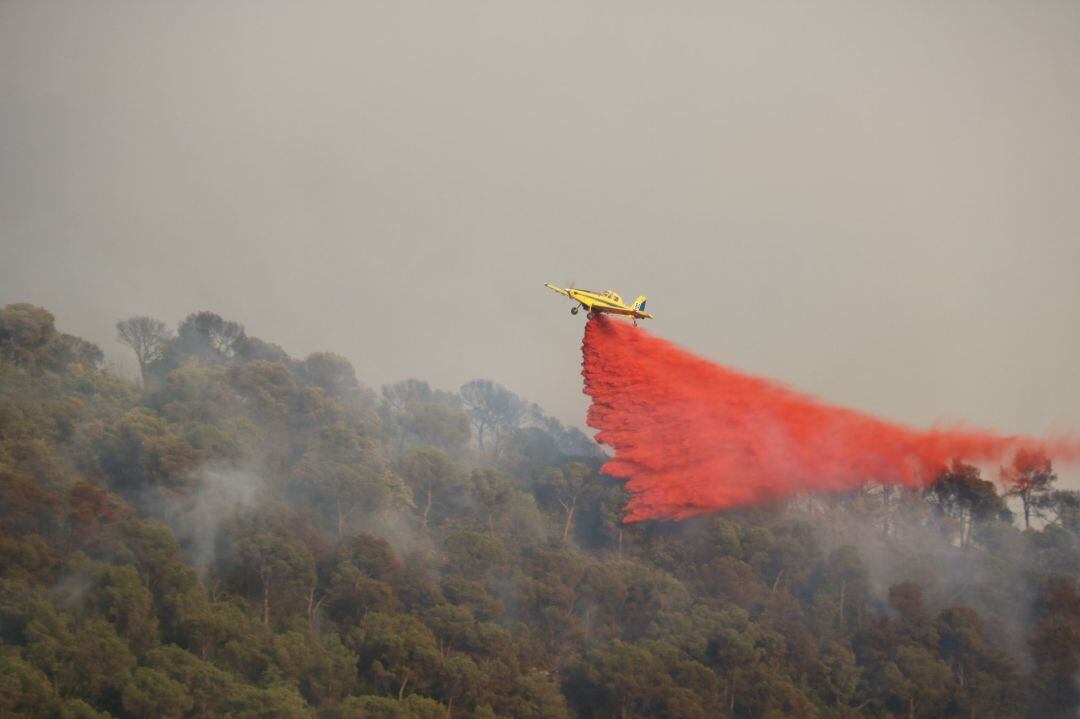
[1,303,1078,719]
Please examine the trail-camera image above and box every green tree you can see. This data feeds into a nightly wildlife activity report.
[144,644,247,716]
[538,463,591,543]
[96,410,197,493]
[234,532,316,627]
[91,564,158,654]
[1029,576,1080,718]
[298,352,364,403]
[565,640,720,719]
[271,631,358,708]
[0,304,102,373]
[511,672,571,719]
[927,460,1010,547]
[351,612,443,700]
[24,601,136,705]
[470,468,511,537]
[393,447,465,532]
[879,644,953,719]
[176,311,246,363]
[444,531,508,580]
[54,698,114,719]
[338,694,447,719]
[1035,489,1080,532]
[292,424,409,537]
[235,682,315,719]
[0,653,58,718]
[400,403,471,453]
[380,379,467,453]
[121,667,193,719]
[460,379,528,455]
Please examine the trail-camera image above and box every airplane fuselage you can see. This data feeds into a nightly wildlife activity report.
[545,284,653,320]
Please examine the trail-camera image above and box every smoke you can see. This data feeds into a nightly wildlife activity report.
[164,464,263,573]
[581,316,1080,522]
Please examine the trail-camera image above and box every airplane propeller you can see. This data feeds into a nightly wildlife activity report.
[555,279,575,303]
[563,279,580,315]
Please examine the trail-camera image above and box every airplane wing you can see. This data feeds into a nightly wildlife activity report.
[544,283,570,297]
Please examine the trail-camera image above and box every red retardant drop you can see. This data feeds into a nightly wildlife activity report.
[581,316,1079,522]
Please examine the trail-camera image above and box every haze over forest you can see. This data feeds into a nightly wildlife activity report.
[0,302,1078,718]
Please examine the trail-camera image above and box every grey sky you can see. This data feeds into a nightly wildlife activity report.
[2,1,1079,444]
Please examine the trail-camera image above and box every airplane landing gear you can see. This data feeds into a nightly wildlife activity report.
[586,311,596,320]
[570,306,579,315]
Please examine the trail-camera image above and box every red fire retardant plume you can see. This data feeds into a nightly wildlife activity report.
[581,316,1078,522]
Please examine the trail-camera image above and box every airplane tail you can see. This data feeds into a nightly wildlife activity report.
[632,296,647,312]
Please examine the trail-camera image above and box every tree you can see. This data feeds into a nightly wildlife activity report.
[381,379,453,414]
[234,682,316,719]
[298,352,364,404]
[292,424,410,536]
[0,303,104,373]
[351,612,443,700]
[879,645,953,719]
[96,409,198,493]
[887,582,936,646]
[926,460,1010,547]
[122,667,193,719]
[460,379,528,454]
[66,480,129,541]
[143,644,248,716]
[393,447,465,532]
[176,311,246,362]
[54,699,114,719]
[233,335,291,364]
[1001,448,1057,529]
[116,315,171,385]
[936,606,1024,718]
[470,468,511,537]
[0,303,62,372]
[565,640,720,719]
[436,653,485,716]
[539,463,591,543]
[24,602,136,704]
[0,654,58,718]
[235,532,316,627]
[1035,489,1080,533]
[511,672,571,719]
[1029,576,1080,718]
[271,631,358,707]
[400,402,471,452]
[338,694,447,719]
[324,534,402,625]
[444,531,509,579]
[380,379,469,453]
[91,564,159,653]
[808,545,870,631]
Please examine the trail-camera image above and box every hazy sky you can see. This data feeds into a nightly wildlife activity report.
[2,1,1079,441]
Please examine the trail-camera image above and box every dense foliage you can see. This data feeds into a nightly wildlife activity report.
[1,303,1078,718]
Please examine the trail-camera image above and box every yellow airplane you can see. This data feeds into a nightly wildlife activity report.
[545,283,653,321]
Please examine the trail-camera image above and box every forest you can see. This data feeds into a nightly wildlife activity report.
[0,302,1078,719]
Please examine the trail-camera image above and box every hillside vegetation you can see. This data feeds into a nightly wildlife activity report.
[1,303,1078,719]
